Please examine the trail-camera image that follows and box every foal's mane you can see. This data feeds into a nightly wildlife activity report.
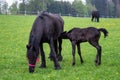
[68,28,80,33]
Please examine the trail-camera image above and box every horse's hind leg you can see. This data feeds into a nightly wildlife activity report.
[77,43,84,64]
[91,16,94,22]
[39,44,46,68]
[89,41,101,66]
[50,38,61,70]
[72,41,76,66]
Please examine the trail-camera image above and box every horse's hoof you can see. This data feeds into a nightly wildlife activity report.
[39,64,46,68]
[95,60,98,63]
[58,56,63,61]
[48,56,53,61]
[29,67,35,73]
[55,66,61,70]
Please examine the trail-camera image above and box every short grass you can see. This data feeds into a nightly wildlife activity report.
[0,15,120,80]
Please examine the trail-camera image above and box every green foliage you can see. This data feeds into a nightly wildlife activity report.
[9,1,18,15]
[86,0,96,16]
[48,1,75,16]
[26,0,43,12]
[1,2,8,14]
[0,15,120,80]
[72,0,87,17]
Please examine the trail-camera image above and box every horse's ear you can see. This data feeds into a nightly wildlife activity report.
[26,45,31,49]
[39,16,44,19]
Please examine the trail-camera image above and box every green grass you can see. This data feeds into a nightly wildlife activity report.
[0,15,120,80]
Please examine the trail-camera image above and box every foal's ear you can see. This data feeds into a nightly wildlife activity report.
[62,31,67,34]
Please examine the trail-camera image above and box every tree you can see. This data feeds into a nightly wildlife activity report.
[108,0,115,17]
[88,0,118,17]
[19,0,28,14]
[47,1,76,16]
[112,0,120,17]
[9,1,18,14]
[72,0,87,17]
[1,1,8,14]
[94,0,106,17]
[86,0,96,16]
[0,0,2,14]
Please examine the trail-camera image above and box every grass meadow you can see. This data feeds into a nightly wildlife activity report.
[0,15,120,80]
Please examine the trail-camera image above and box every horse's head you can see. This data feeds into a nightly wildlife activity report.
[26,44,38,73]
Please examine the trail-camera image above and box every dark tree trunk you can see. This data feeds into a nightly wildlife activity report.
[112,0,120,17]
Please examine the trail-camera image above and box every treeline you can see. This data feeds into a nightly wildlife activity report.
[0,0,120,17]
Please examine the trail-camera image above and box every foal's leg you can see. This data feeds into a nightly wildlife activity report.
[39,44,46,68]
[89,41,101,66]
[72,41,76,66]
[58,37,63,61]
[50,38,61,70]
[77,43,84,64]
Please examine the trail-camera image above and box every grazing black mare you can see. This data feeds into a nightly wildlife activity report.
[26,12,64,73]
[61,27,108,66]
[91,11,100,22]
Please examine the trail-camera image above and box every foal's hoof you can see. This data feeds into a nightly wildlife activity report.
[72,62,75,66]
[95,61,101,66]
[39,64,46,68]
[81,60,84,64]
[55,66,61,70]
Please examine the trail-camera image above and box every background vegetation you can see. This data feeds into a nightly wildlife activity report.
[0,15,120,80]
[0,0,120,17]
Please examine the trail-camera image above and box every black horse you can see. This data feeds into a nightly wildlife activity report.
[91,11,100,22]
[61,27,108,66]
[26,12,64,73]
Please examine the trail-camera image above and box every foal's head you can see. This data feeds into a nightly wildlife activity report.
[60,31,69,39]
[26,44,39,73]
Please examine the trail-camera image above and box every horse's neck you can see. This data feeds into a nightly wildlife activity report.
[29,36,39,51]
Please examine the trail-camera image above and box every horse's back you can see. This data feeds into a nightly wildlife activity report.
[67,27,100,41]
[31,12,64,42]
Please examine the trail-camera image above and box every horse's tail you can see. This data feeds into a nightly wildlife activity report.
[98,28,108,38]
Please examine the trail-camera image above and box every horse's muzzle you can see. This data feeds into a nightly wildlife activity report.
[29,67,35,73]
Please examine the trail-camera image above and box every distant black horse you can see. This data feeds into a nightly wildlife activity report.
[91,11,100,22]
[26,12,64,73]
[61,27,108,66]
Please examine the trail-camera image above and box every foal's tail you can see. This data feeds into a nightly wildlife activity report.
[98,28,108,38]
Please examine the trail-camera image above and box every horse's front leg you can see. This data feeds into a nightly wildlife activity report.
[97,17,99,22]
[50,38,61,70]
[39,44,46,68]
[48,40,59,61]
[72,41,76,66]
